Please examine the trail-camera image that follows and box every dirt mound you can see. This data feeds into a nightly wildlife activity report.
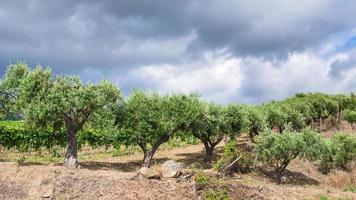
[0,162,274,200]
[0,162,199,199]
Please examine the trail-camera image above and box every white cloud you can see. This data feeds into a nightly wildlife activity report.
[120,48,356,104]
[122,52,243,103]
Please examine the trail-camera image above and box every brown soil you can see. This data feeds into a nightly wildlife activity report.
[0,129,355,199]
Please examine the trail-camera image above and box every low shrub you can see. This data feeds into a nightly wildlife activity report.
[254,128,324,184]
[215,140,254,175]
[320,133,356,173]
[343,109,356,129]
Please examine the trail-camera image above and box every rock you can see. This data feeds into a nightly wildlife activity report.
[139,167,160,179]
[161,160,184,178]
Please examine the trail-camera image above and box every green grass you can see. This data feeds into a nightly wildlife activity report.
[319,195,330,200]
[343,185,356,193]
[203,188,229,200]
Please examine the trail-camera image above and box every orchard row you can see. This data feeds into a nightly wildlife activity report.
[0,62,355,173]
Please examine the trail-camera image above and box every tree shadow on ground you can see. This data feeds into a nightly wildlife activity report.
[3,144,227,172]
[18,162,43,166]
[79,155,206,172]
[174,145,225,168]
[258,168,320,185]
[80,145,225,172]
[79,161,141,172]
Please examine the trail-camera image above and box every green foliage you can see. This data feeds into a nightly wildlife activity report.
[254,130,302,183]
[119,90,166,147]
[214,140,238,171]
[187,102,226,163]
[0,121,66,151]
[223,104,246,139]
[343,185,356,193]
[300,128,325,160]
[190,102,225,142]
[285,106,306,132]
[263,102,288,133]
[0,62,29,119]
[320,133,356,173]
[330,133,356,168]
[243,105,266,139]
[83,100,123,148]
[120,90,165,145]
[118,90,199,166]
[223,140,239,158]
[215,140,254,174]
[263,101,307,133]
[319,195,330,200]
[203,189,229,200]
[0,62,122,166]
[343,109,356,128]
[195,171,209,186]
[307,93,338,118]
[254,128,323,183]
[177,133,200,145]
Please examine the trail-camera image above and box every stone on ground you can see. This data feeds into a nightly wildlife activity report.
[139,167,161,179]
[161,160,184,178]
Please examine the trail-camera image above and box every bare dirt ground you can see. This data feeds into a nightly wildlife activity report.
[0,125,355,200]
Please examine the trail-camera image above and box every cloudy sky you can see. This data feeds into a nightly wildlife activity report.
[0,0,355,103]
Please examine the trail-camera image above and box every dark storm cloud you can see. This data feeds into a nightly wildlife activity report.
[0,0,193,75]
[0,0,355,102]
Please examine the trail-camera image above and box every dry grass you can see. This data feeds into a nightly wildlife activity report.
[327,169,356,189]
[0,126,355,199]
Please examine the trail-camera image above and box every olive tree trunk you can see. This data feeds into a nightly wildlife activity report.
[62,108,92,169]
[138,141,163,168]
[142,148,158,167]
[202,137,223,164]
[275,170,283,184]
[64,129,78,168]
[275,159,290,184]
[203,143,214,164]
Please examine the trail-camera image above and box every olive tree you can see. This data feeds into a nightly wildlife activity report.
[308,93,338,132]
[254,129,323,183]
[0,62,29,119]
[186,102,226,164]
[52,77,120,168]
[285,107,306,132]
[118,90,197,167]
[263,103,288,133]
[16,65,121,168]
[332,94,352,127]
